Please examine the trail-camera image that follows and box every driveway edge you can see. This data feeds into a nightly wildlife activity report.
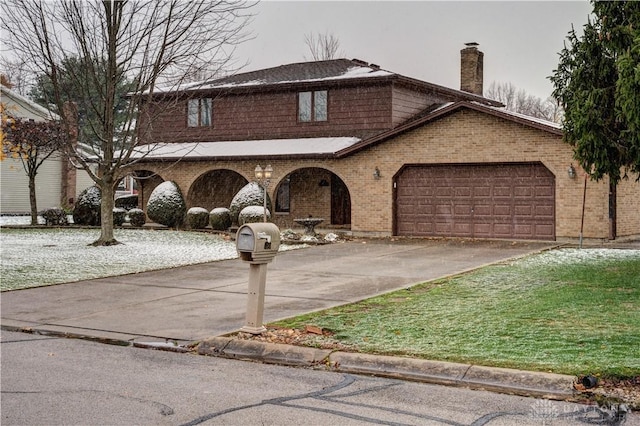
[197,336,577,401]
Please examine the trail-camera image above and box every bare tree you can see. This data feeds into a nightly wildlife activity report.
[1,0,253,245]
[486,81,563,123]
[304,31,344,61]
[0,58,32,95]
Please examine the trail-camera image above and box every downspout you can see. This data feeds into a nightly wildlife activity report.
[579,173,587,249]
[609,181,617,240]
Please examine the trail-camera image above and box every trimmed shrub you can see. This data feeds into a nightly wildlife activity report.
[229,182,272,225]
[113,208,127,226]
[238,205,270,225]
[115,194,138,211]
[146,181,186,228]
[41,207,69,226]
[209,207,232,231]
[128,208,146,227]
[186,207,209,229]
[73,186,101,226]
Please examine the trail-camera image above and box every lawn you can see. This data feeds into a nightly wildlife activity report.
[273,248,640,378]
[0,227,303,291]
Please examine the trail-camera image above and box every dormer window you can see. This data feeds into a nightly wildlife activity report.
[187,98,212,127]
[298,90,327,122]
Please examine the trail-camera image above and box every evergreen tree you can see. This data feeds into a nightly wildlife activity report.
[550,1,640,184]
[29,56,134,153]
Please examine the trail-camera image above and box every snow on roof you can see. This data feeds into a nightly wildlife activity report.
[0,85,60,121]
[131,137,362,159]
[196,67,392,90]
[486,105,562,130]
[152,59,393,93]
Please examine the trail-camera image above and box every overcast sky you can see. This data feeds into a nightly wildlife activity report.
[233,1,593,100]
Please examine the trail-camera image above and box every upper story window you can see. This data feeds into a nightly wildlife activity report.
[298,90,327,122]
[188,98,212,127]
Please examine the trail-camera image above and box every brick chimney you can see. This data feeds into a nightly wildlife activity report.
[460,42,483,96]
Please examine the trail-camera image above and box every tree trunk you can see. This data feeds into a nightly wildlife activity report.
[28,175,38,226]
[92,178,119,246]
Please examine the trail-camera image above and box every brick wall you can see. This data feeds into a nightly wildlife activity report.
[140,84,394,144]
[130,108,640,240]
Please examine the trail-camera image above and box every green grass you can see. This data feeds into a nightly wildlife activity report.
[273,248,640,378]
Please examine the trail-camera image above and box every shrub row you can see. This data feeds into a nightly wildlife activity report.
[43,180,272,230]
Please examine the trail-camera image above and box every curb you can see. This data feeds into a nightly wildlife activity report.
[196,336,577,401]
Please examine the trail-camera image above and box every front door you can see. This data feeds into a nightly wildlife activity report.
[331,175,351,225]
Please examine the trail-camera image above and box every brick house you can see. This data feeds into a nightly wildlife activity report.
[130,44,639,241]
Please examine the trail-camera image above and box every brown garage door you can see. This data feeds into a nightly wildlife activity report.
[395,163,555,240]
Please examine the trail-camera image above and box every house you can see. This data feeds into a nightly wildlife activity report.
[129,44,639,241]
[0,85,93,215]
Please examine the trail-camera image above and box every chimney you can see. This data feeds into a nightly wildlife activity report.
[460,42,483,96]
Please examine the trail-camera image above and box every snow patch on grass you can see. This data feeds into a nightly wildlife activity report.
[0,227,304,291]
[518,248,640,268]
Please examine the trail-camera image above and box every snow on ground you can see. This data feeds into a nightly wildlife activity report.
[518,247,640,268]
[0,219,305,291]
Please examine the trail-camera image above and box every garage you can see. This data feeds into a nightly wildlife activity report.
[394,163,555,240]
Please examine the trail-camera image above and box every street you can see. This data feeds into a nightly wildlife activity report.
[2,330,634,425]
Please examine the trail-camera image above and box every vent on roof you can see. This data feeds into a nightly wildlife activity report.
[369,63,380,70]
[351,58,368,66]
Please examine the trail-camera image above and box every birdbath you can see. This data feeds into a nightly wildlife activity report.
[294,217,324,236]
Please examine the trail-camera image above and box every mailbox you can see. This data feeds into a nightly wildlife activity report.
[236,222,281,263]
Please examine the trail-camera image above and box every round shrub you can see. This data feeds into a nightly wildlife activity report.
[115,194,138,211]
[128,208,146,227]
[209,207,231,231]
[113,208,127,226]
[73,186,101,226]
[146,181,186,228]
[41,207,69,226]
[238,205,270,225]
[229,182,272,225]
[186,207,209,229]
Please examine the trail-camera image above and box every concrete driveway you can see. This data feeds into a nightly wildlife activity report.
[1,238,557,345]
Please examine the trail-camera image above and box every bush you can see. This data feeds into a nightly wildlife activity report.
[209,207,232,231]
[146,181,186,228]
[115,194,138,211]
[229,182,271,225]
[238,205,270,225]
[186,207,209,229]
[73,186,102,226]
[128,208,146,227]
[41,207,68,226]
[113,208,127,226]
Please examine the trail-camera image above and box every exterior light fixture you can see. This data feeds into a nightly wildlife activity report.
[373,167,381,179]
[255,165,273,222]
[568,164,576,179]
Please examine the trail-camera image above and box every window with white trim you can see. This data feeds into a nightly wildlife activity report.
[187,98,212,127]
[298,90,327,122]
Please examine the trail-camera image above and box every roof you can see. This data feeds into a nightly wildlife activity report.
[154,59,502,107]
[180,59,393,91]
[130,137,361,161]
[0,85,60,121]
[336,101,563,157]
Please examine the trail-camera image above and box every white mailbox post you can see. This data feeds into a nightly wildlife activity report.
[236,223,281,334]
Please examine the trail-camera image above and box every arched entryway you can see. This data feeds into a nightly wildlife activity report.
[273,167,351,229]
[187,169,248,211]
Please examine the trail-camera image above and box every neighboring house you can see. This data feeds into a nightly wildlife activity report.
[130,44,639,241]
[0,85,93,214]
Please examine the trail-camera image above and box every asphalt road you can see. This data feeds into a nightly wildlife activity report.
[2,330,635,426]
